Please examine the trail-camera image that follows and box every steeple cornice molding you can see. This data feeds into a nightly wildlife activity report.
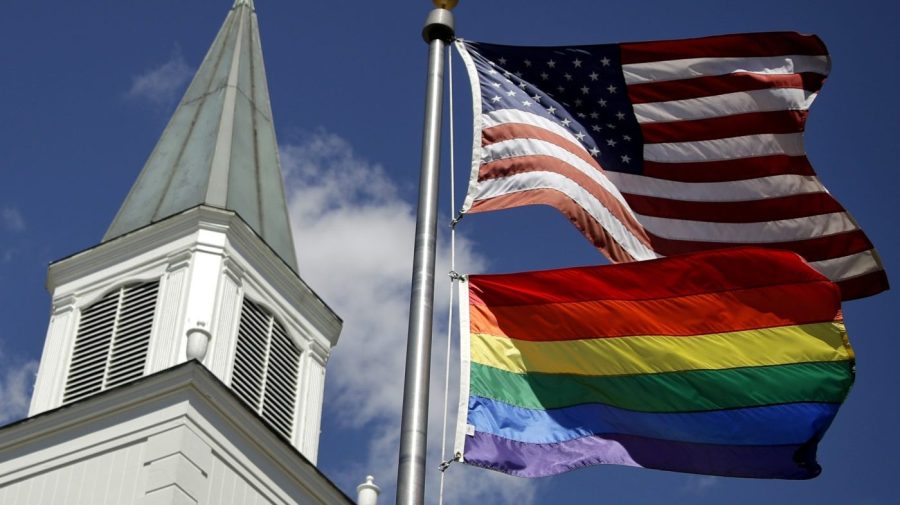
[166,250,194,273]
[48,206,341,346]
[221,256,245,286]
[307,340,330,366]
[50,294,78,316]
[48,206,231,290]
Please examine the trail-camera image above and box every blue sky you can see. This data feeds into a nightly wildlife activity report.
[1,1,898,504]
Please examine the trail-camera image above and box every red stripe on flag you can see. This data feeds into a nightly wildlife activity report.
[646,229,875,262]
[468,247,829,305]
[640,110,809,144]
[478,156,652,248]
[620,32,828,64]
[835,270,891,301]
[482,123,595,165]
[469,188,640,263]
[469,280,841,340]
[642,155,816,182]
[627,72,827,104]
[481,123,652,249]
[623,192,845,223]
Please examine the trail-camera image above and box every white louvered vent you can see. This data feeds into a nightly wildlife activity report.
[232,297,302,439]
[63,281,159,403]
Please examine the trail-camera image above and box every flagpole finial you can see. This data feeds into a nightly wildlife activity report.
[432,0,458,9]
[422,7,454,42]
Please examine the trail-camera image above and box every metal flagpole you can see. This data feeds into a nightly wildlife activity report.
[396,2,456,505]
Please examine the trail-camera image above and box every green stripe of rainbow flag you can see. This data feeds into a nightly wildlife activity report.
[471,361,852,412]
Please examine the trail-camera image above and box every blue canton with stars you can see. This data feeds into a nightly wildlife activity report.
[465,41,643,174]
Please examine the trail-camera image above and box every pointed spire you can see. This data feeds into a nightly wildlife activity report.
[105,1,298,271]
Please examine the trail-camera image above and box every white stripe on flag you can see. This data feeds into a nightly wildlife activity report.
[482,109,583,146]
[474,171,659,260]
[633,88,818,124]
[643,133,806,162]
[605,172,828,202]
[481,138,633,211]
[636,211,858,243]
[809,250,883,282]
[622,54,830,84]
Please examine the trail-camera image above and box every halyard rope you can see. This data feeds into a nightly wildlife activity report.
[438,41,458,505]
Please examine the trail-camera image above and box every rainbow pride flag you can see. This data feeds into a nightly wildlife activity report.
[454,248,854,479]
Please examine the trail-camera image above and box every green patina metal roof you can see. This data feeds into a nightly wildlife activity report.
[104,0,299,271]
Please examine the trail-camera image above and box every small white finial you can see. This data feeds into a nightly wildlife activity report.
[186,327,212,361]
[356,475,381,505]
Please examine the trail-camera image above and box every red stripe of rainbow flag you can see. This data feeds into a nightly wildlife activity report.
[454,247,854,478]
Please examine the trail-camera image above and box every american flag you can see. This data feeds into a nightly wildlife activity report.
[455,33,888,300]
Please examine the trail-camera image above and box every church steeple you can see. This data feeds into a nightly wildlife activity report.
[28,2,340,464]
[105,0,297,271]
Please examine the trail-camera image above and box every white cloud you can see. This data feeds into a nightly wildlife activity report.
[127,47,192,106]
[282,131,538,504]
[0,344,38,425]
[1,206,25,232]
